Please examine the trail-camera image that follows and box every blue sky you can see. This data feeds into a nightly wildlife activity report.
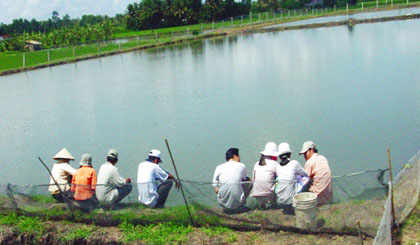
[0,0,136,24]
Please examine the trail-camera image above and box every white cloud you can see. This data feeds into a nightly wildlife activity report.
[0,0,136,24]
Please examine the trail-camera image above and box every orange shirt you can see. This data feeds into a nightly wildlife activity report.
[71,166,97,201]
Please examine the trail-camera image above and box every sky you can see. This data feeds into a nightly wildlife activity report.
[0,0,137,24]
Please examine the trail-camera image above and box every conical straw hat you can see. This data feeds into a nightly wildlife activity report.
[53,148,75,160]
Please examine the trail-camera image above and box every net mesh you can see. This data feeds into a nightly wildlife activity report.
[0,168,393,238]
[374,150,420,244]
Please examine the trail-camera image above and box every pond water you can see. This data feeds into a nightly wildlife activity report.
[0,17,419,201]
[266,6,420,27]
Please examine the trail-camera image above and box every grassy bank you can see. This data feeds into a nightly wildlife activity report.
[399,195,420,243]
[1,2,420,76]
[0,191,383,244]
[0,205,374,244]
[0,214,370,244]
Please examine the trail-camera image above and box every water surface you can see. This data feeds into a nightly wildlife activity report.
[266,6,420,27]
[0,19,419,203]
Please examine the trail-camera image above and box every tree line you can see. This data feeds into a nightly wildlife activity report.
[125,0,356,30]
[0,12,120,52]
[0,21,116,52]
[0,0,357,52]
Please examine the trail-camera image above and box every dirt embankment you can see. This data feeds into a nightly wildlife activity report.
[0,222,373,244]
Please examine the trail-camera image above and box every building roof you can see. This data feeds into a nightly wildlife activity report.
[25,40,42,45]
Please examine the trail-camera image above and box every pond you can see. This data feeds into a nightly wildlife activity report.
[0,17,419,204]
[265,6,420,27]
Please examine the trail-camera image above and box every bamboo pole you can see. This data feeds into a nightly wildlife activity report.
[38,157,75,218]
[165,139,194,225]
[387,148,396,230]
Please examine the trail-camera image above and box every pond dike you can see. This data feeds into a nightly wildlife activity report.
[0,33,227,77]
[245,13,420,34]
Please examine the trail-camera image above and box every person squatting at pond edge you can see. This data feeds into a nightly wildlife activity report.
[70,153,98,210]
[137,149,179,208]
[299,141,332,205]
[96,149,132,206]
[276,142,309,212]
[48,148,77,202]
[213,148,252,211]
[250,142,281,209]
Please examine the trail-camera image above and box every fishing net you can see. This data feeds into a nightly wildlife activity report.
[0,167,393,239]
[374,149,420,244]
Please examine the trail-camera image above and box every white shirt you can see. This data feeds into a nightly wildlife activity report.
[96,162,127,202]
[276,159,307,205]
[48,162,76,194]
[251,159,281,197]
[212,160,247,209]
[137,160,169,207]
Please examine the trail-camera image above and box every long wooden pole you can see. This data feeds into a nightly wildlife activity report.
[38,157,75,218]
[387,148,395,229]
[165,139,194,225]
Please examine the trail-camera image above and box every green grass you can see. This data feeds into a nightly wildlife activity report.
[401,198,420,241]
[0,37,178,72]
[60,225,96,242]
[0,213,46,242]
[200,225,238,242]
[118,221,194,243]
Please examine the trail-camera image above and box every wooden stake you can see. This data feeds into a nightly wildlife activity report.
[387,148,396,229]
[356,220,363,245]
[165,139,194,225]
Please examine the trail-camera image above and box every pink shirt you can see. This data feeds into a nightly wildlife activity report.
[304,153,332,205]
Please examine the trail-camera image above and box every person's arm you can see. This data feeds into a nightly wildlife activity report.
[111,169,128,187]
[212,167,220,194]
[294,161,308,177]
[70,174,76,192]
[64,164,77,176]
[91,170,97,191]
[241,164,247,181]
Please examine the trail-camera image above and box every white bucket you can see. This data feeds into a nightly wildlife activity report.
[292,192,318,230]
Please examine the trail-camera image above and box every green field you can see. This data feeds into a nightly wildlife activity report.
[1,1,419,74]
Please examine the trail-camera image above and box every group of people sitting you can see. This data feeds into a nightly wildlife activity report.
[48,140,332,212]
[212,141,332,212]
[48,148,177,209]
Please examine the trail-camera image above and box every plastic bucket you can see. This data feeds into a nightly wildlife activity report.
[292,192,318,230]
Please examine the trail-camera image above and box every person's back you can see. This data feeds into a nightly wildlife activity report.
[48,148,76,201]
[251,159,279,197]
[96,149,131,204]
[304,153,332,205]
[276,160,307,204]
[276,142,308,205]
[71,153,97,201]
[299,141,332,205]
[72,166,96,201]
[96,162,119,202]
[213,160,247,209]
[137,160,168,206]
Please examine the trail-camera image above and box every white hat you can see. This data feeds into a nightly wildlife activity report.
[107,149,118,159]
[53,148,75,160]
[278,142,292,156]
[261,142,279,157]
[79,153,92,166]
[149,149,162,162]
[299,141,316,155]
